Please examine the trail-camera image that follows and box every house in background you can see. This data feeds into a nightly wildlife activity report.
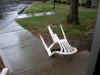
[91,0,100,8]
[51,0,99,8]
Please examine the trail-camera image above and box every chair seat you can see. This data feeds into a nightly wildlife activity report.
[51,47,77,55]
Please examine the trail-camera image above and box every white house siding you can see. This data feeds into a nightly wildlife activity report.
[91,0,97,7]
[79,0,87,5]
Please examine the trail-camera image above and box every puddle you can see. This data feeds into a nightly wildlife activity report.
[16,14,31,19]
[34,12,55,16]
[45,12,55,15]
[17,12,56,19]
[34,12,45,16]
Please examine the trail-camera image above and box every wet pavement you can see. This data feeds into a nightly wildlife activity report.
[0,1,89,75]
[0,22,90,75]
[16,12,56,19]
[0,4,27,30]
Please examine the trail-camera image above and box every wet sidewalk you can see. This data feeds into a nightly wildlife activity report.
[0,22,90,75]
[0,22,46,74]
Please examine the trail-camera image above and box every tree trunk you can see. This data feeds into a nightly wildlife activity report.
[67,0,79,25]
[86,0,91,8]
[72,0,79,25]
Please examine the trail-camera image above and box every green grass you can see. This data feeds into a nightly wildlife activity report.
[24,2,69,14]
[16,2,97,38]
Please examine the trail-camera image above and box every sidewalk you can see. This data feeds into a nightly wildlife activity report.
[0,21,45,74]
[0,22,89,75]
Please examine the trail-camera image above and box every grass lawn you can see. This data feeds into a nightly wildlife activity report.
[24,2,69,14]
[16,2,97,38]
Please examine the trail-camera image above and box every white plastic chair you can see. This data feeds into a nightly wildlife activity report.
[40,24,78,57]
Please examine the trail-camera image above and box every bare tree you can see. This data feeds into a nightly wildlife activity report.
[86,0,91,8]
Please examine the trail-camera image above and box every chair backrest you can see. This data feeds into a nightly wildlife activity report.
[59,39,71,52]
[48,25,71,52]
[48,26,59,43]
[60,24,67,39]
[59,24,71,49]
[48,25,70,45]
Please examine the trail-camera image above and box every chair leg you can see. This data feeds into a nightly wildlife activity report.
[40,35,48,50]
[40,35,54,57]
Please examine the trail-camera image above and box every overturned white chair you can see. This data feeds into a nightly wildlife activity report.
[40,24,78,57]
